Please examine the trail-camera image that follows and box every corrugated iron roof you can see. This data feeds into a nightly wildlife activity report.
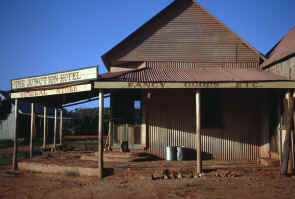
[262,26,295,68]
[102,0,265,69]
[100,62,288,82]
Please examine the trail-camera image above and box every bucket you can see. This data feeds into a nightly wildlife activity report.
[177,146,185,161]
[166,146,177,160]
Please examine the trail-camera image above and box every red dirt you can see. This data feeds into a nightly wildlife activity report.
[1,151,295,199]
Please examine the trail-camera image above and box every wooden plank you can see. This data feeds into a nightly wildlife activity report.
[11,66,97,90]
[54,108,57,149]
[60,110,63,145]
[196,89,202,174]
[12,99,18,170]
[11,84,92,99]
[94,81,295,89]
[98,90,104,179]
[108,120,112,151]
[43,106,47,149]
[30,103,34,159]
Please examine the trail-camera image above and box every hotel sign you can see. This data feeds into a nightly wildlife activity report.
[11,66,97,90]
[10,84,92,99]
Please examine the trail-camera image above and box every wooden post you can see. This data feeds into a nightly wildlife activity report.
[12,99,18,170]
[30,103,34,159]
[281,90,294,175]
[108,92,112,151]
[196,89,202,174]
[43,106,47,149]
[54,108,57,149]
[291,129,295,170]
[291,95,295,170]
[98,90,104,178]
[60,109,63,145]
[108,119,112,151]
[277,93,282,165]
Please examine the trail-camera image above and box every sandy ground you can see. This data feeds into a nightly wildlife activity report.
[1,151,295,199]
[1,168,295,199]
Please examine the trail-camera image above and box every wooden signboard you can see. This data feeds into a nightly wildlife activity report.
[11,66,97,90]
[10,84,92,99]
[94,81,295,89]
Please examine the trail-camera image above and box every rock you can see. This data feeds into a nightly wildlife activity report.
[152,173,164,180]
[257,158,280,167]
[120,180,128,184]
[184,173,193,178]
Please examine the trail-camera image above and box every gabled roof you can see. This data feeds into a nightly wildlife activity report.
[262,26,295,68]
[102,0,265,70]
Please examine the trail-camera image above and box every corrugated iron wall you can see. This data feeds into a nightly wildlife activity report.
[111,0,259,64]
[0,104,15,140]
[146,89,264,160]
[148,121,259,160]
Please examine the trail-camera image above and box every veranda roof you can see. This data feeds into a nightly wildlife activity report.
[99,63,288,83]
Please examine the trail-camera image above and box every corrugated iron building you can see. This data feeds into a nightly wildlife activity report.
[0,90,57,141]
[263,26,295,160]
[96,0,294,160]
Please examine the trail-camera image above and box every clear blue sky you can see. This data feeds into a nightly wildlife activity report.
[0,0,294,108]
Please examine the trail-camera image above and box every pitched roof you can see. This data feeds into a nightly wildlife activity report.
[262,26,295,68]
[99,62,287,82]
[102,0,265,70]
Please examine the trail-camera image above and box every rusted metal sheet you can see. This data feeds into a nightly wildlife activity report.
[103,0,264,69]
[266,56,295,80]
[99,62,287,83]
[146,89,262,160]
[148,126,259,160]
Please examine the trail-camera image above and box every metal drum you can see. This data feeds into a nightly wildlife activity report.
[177,146,185,161]
[166,146,177,160]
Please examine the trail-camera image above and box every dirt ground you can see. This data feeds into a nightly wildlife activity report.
[1,151,295,199]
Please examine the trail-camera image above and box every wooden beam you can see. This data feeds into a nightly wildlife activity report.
[108,92,113,151]
[280,90,294,175]
[54,108,57,150]
[60,109,63,145]
[291,129,295,170]
[30,103,34,159]
[43,106,47,149]
[196,89,202,174]
[94,81,295,89]
[98,90,104,178]
[12,99,18,170]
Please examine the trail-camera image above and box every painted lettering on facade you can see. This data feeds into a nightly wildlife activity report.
[10,84,92,99]
[11,67,97,90]
[184,82,220,88]
[128,82,166,88]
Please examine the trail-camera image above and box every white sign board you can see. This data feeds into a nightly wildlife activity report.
[11,66,97,90]
[10,84,92,99]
